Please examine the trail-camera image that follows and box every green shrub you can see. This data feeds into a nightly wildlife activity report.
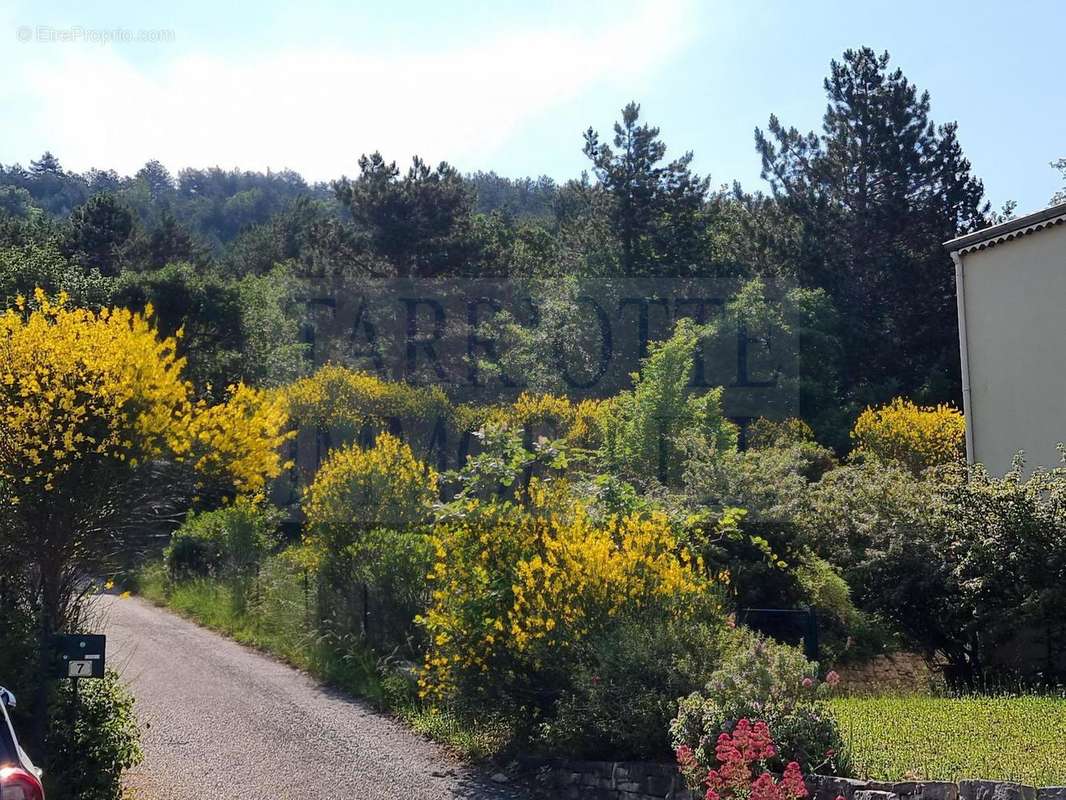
[601,318,737,487]
[165,517,227,579]
[746,417,816,450]
[165,499,279,616]
[818,459,1066,687]
[538,613,727,760]
[680,442,843,613]
[302,433,437,651]
[44,670,142,800]
[671,629,848,776]
[165,498,278,581]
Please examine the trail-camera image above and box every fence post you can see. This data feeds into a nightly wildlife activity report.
[804,607,819,662]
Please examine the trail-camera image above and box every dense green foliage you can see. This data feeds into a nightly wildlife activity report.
[7,41,1063,787]
[166,500,277,582]
[804,459,1066,686]
[43,672,142,800]
[756,48,988,440]
[602,318,737,486]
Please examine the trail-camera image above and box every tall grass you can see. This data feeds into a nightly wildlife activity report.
[832,694,1066,785]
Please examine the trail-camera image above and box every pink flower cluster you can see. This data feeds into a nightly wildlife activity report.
[803,671,841,691]
[676,719,809,800]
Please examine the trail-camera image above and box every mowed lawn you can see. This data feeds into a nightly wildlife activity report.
[831,695,1066,785]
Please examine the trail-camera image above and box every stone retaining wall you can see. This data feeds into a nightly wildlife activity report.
[834,652,940,694]
[526,761,1066,800]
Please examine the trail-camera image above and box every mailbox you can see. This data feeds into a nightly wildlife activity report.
[53,633,106,679]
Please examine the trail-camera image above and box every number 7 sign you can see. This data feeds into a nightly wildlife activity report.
[67,661,92,677]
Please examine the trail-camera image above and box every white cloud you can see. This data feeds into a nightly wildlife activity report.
[2,0,697,179]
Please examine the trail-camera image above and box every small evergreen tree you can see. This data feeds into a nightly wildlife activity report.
[602,318,736,485]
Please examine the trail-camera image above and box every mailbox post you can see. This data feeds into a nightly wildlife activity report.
[52,634,106,711]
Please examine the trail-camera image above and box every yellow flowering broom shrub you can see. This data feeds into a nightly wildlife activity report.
[302,432,438,565]
[286,365,453,437]
[301,433,438,649]
[0,290,291,496]
[286,365,609,483]
[416,479,720,705]
[488,392,609,449]
[851,396,965,473]
[0,290,291,632]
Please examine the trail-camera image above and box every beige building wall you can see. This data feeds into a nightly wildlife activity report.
[958,222,1066,474]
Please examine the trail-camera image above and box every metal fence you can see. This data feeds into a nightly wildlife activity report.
[736,607,819,662]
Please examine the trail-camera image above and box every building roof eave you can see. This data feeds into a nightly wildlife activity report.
[944,201,1066,256]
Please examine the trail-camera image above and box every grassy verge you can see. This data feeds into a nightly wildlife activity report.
[832,694,1066,784]
[136,560,512,759]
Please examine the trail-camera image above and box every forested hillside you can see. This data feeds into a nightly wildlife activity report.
[0,48,1019,448]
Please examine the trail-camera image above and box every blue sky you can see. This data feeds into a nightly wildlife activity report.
[1,0,1063,213]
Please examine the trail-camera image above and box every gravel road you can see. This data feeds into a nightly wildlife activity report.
[98,594,529,800]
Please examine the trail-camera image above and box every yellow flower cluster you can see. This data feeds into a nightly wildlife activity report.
[186,384,293,494]
[464,391,609,455]
[286,365,452,434]
[302,432,437,568]
[495,392,608,449]
[851,396,965,473]
[286,366,608,456]
[0,290,290,500]
[416,480,716,701]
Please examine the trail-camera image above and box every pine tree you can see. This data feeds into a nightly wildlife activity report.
[334,153,478,278]
[135,159,176,200]
[67,193,135,275]
[29,151,63,175]
[756,48,989,408]
[584,103,709,275]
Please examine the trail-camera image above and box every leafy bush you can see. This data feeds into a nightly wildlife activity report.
[601,318,737,487]
[165,516,227,579]
[537,614,727,760]
[680,441,859,636]
[302,433,437,650]
[746,417,816,450]
[938,462,1066,683]
[44,670,142,800]
[681,444,820,610]
[417,479,722,710]
[671,629,848,776]
[828,459,1066,686]
[850,397,964,473]
[165,497,277,580]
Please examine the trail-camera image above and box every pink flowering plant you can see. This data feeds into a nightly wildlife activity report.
[676,718,811,800]
[670,630,849,776]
